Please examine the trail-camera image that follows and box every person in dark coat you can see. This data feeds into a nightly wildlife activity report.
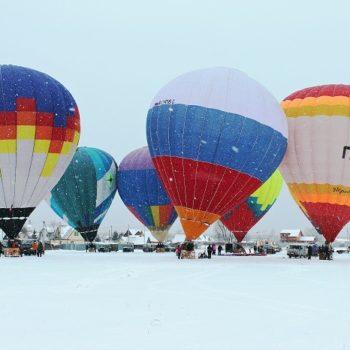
[324,242,332,260]
[253,244,257,254]
[175,244,181,259]
[218,245,223,256]
[207,245,213,259]
[37,241,44,257]
[307,245,312,260]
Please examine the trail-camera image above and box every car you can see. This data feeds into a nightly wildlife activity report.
[287,244,308,258]
[123,244,134,252]
[97,244,112,253]
[20,240,36,256]
[143,244,155,252]
[273,245,282,253]
[165,246,176,252]
[263,244,277,254]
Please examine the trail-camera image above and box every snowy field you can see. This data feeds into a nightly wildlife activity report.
[1,250,350,350]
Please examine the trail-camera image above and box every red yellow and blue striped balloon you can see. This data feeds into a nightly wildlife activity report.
[147,67,288,240]
[118,146,177,242]
[0,65,80,239]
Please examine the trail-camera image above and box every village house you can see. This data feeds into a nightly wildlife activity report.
[280,229,303,242]
[280,229,317,244]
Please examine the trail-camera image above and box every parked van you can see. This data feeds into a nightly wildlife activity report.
[287,244,308,258]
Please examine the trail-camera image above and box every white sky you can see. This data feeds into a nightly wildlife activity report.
[2,0,350,234]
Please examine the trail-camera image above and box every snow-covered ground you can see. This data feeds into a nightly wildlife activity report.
[1,250,350,350]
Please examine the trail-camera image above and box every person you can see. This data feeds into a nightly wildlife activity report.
[32,241,38,255]
[307,245,312,260]
[253,244,257,254]
[207,244,212,259]
[324,242,330,260]
[325,242,333,260]
[318,245,324,260]
[175,244,181,259]
[211,244,216,255]
[85,244,89,252]
[0,241,3,257]
[218,245,223,256]
[198,251,207,259]
[37,241,44,257]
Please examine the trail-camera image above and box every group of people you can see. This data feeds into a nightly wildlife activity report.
[32,241,45,257]
[0,239,44,257]
[317,242,333,260]
[253,244,264,254]
[175,241,196,259]
[304,243,332,260]
[85,243,97,252]
[198,244,223,259]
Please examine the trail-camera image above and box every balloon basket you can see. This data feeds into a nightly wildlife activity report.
[180,250,196,259]
[4,248,21,257]
[318,252,332,260]
[156,247,166,253]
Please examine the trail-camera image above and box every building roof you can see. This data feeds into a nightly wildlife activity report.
[300,236,316,242]
[121,229,153,244]
[280,229,301,237]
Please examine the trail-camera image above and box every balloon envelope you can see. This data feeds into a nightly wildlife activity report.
[146,67,288,240]
[280,84,350,242]
[221,170,283,242]
[48,147,118,242]
[118,146,177,242]
[0,65,80,238]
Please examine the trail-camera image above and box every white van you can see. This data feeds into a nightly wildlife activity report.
[287,244,308,258]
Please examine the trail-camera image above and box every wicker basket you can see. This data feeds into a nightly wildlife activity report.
[4,248,21,257]
[181,250,196,259]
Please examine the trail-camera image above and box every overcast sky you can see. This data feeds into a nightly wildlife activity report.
[2,0,350,235]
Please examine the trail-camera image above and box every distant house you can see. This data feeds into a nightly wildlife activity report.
[299,236,317,244]
[120,228,158,248]
[61,226,84,243]
[280,229,303,242]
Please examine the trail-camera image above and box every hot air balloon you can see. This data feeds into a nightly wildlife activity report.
[118,146,177,242]
[221,170,283,242]
[146,67,288,241]
[0,65,80,239]
[48,147,117,242]
[280,84,350,243]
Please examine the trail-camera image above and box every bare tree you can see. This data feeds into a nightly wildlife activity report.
[112,231,122,242]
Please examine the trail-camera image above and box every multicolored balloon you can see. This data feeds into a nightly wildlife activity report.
[221,170,283,242]
[146,67,288,240]
[118,146,177,242]
[0,65,80,239]
[280,84,350,242]
[48,147,117,242]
